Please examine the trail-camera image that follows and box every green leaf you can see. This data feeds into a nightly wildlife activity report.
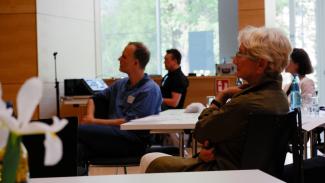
[1,133,21,183]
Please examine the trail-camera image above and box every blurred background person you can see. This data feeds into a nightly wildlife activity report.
[283,48,315,103]
[159,48,189,148]
[161,48,189,110]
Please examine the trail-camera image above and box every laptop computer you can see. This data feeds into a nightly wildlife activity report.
[83,79,108,93]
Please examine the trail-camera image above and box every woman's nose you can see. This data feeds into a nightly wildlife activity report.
[232,57,238,65]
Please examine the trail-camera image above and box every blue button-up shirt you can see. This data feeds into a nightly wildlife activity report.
[96,74,162,122]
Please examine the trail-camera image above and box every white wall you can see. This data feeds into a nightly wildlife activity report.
[36,0,96,118]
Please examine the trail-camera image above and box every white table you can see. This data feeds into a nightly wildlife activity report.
[121,109,200,157]
[29,170,284,183]
[301,111,325,158]
[301,111,325,132]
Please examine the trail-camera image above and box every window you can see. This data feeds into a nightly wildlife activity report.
[275,0,325,105]
[276,0,316,81]
[99,0,219,78]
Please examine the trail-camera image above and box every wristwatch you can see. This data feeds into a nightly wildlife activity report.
[210,99,222,108]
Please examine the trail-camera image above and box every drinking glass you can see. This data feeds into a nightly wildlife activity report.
[206,96,215,107]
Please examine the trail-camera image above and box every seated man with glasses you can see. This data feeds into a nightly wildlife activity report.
[139,26,292,173]
[78,42,162,175]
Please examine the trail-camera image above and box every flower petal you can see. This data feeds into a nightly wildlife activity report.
[18,122,52,135]
[44,133,63,166]
[15,117,67,135]
[0,126,9,148]
[0,84,7,111]
[0,112,20,132]
[0,84,14,116]
[17,77,43,126]
[51,117,68,132]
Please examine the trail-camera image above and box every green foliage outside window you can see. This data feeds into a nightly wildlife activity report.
[100,0,219,78]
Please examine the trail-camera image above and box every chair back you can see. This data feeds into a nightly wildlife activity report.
[93,95,110,119]
[23,116,78,177]
[241,110,303,180]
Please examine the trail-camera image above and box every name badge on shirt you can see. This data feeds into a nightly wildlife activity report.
[127,95,135,104]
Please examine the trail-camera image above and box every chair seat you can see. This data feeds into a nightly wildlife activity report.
[283,156,325,183]
[89,156,141,166]
[146,145,179,156]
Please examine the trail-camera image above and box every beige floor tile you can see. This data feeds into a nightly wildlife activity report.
[89,147,194,175]
[89,166,140,175]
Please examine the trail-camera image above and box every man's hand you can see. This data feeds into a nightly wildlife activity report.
[198,140,216,162]
[199,148,216,162]
[115,118,126,125]
[222,86,242,98]
[81,115,95,124]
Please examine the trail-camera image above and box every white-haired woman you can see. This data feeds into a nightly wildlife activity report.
[140,26,292,173]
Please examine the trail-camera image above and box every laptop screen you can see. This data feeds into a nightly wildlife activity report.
[83,79,108,92]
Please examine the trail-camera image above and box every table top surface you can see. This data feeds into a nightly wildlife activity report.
[121,109,200,131]
[121,109,325,132]
[29,170,284,183]
[301,111,325,131]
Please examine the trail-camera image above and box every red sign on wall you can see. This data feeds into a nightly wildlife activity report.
[216,79,229,93]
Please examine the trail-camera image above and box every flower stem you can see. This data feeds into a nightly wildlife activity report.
[2,132,21,183]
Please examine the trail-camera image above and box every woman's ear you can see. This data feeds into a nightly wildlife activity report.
[256,59,269,74]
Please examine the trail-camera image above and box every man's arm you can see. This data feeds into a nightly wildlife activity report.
[194,86,246,144]
[82,98,126,126]
[162,92,182,108]
[81,98,95,124]
[89,118,126,126]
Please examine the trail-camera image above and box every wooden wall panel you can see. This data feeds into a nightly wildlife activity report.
[0,0,36,13]
[238,0,265,30]
[1,83,20,106]
[184,76,237,106]
[238,10,265,30]
[185,77,216,106]
[0,0,38,118]
[1,83,38,119]
[0,14,38,83]
[238,0,264,10]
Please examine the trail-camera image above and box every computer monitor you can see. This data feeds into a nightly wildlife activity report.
[64,79,108,96]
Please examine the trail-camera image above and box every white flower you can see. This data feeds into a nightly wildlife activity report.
[0,77,68,166]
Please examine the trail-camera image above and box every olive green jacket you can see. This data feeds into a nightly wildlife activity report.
[146,73,289,173]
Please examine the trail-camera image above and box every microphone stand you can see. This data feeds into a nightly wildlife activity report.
[53,52,60,117]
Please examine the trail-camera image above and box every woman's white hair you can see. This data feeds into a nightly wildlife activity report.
[238,26,292,74]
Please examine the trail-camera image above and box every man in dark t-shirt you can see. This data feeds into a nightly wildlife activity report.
[161,49,189,110]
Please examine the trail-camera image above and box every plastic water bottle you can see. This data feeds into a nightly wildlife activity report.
[290,75,302,110]
[236,78,243,86]
[311,91,319,116]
